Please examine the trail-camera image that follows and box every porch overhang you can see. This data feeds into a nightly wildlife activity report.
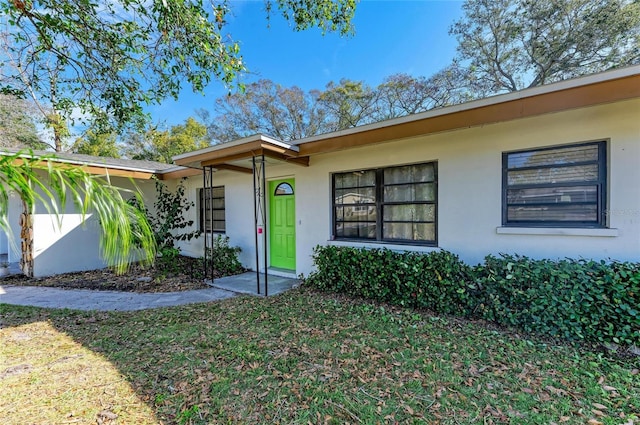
[173,134,309,173]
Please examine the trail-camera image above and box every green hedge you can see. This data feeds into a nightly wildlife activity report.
[305,246,640,347]
[307,245,477,316]
[475,254,640,346]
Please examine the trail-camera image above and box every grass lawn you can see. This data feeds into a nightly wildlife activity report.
[1,287,638,424]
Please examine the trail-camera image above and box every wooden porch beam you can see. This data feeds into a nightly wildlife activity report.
[156,167,201,180]
[214,163,253,174]
[201,149,262,167]
[263,151,310,166]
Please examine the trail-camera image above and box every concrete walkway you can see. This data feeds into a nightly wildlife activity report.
[0,271,299,312]
[0,285,238,311]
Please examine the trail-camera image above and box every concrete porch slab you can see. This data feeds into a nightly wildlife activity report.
[207,271,300,297]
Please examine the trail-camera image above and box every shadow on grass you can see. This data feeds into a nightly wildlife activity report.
[1,287,639,424]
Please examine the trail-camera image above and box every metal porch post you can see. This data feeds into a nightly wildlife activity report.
[261,154,268,297]
[252,156,261,294]
[252,155,268,296]
[203,166,214,283]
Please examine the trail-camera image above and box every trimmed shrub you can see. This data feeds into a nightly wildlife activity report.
[306,246,476,316]
[306,245,640,348]
[475,254,640,346]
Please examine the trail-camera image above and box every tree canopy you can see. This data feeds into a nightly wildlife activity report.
[451,0,640,92]
[0,95,46,150]
[200,80,332,143]
[123,117,210,163]
[200,71,484,142]
[0,0,358,150]
[72,130,121,158]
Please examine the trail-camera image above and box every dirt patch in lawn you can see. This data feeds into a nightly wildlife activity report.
[1,256,210,293]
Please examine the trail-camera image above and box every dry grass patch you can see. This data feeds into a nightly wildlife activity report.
[0,320,158,424]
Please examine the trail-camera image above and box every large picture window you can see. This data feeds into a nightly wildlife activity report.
[333,162,437,244]
[502,141,606,227]
[200,186,225,233]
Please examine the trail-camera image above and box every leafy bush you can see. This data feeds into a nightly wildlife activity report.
[148,179,201,251]
[128,179,201,273]
[306,246,640,348]
[475,254,640,346]
[306,245,476,316]
[206,235,244,277]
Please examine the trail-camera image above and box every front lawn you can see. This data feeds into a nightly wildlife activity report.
[1,288,638,424]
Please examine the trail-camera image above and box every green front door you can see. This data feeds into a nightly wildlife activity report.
[269,179,296,270]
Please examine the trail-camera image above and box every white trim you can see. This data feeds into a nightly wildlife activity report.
[328,240,441,254]
[172,134,298,161]
[496,227,619,237]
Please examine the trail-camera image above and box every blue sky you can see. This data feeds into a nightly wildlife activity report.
[149,0,465,127]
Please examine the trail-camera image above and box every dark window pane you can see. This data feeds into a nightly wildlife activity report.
[336,205,377,222]
[507,145,598,169]
[383,204,435,222]
[507,186,597,204]
[201,186,225,233]
[336,222,376,239]
[384,163,435,184]
[333,162,437,243]
[384,183,435,202]
[507,204,598,222]
[507,164,598,185]
[383,222,435,241]
[334,170,375,189]
[334,187,376,205]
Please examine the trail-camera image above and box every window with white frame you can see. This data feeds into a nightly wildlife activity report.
[502,141,607,227]
[332,162,437,244]
[199,186,225,232]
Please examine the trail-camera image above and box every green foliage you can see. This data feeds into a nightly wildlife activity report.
[306,246,476,315]
[72,130,121,158]
[206,235,244,277]
[306,246,640,347]
[0,150,155,274]
[2,0,356,144]
[124,118,210,163]
[475,254,640,346]
[139,179,201,252]
[271,0,357,35]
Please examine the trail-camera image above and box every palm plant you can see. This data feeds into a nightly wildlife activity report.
[0,150,156,275]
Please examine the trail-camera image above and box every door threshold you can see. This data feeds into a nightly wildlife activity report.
[267,267,297,278]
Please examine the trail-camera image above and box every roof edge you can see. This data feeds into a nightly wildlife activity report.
[293,65,640,147]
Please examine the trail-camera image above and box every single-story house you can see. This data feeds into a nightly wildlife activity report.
[2,65,639,279]
[172,65,640,279]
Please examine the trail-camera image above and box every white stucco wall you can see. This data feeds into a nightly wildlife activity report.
[31,175,157,277]
[6,191,22,263]
[179,99,640,276]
